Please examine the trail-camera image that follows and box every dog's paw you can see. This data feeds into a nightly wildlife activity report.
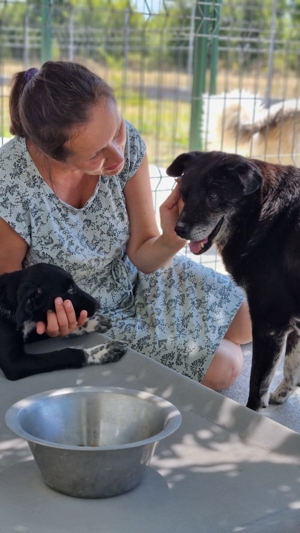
[269,388,291,405]
[269,379,296,405]
[93,315,113,333]
[70,315,113,337]
[259,391,270,408]
[269,393,287,405]
[84,340,127,365]
[246,397,261,411]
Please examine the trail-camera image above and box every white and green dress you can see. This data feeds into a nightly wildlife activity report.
[0,122,244,382]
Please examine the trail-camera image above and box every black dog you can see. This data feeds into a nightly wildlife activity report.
[0,263,126,380]
[167,150,300,411]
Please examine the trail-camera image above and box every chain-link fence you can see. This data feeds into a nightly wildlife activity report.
[201,0,300,167]
[0,1,196,166]
[1,0,299,272]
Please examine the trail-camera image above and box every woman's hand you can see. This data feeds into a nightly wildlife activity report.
[36,297,88,337]
[159,182,187,248]
[124,154,187,273]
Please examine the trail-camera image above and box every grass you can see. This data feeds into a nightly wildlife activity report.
[117,92,191,167]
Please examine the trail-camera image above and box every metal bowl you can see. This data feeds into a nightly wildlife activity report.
[5,386,181,498]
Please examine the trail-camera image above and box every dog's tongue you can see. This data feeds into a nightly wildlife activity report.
[189,238,208,254]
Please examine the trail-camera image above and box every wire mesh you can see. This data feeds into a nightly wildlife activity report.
[202,0,300,167]
[1,0,299,273]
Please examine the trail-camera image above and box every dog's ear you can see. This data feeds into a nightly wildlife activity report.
[16,287,44,328]
[166,152,201,177]
[230,161,263,195]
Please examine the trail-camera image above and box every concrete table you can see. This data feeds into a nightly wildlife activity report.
[1,332,300,533]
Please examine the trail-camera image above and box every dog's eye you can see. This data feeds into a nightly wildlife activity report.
[208,192,218,202]
[67,285,76,294]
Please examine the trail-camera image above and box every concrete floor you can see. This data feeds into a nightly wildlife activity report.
[221,343,300,434]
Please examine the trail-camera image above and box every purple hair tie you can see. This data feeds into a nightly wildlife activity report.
[24,67,39,82]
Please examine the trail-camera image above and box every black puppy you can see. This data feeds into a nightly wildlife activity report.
[0,263,126,380]
[167,150,300,411]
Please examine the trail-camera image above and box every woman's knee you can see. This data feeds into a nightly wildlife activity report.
[201,338,243,391]
[225,300,252,346]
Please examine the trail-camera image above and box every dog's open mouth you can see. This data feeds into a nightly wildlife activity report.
[189,218,224,255]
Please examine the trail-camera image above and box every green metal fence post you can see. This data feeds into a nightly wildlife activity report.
[209,0,222,95]
[189,0,210,151]
[41,0,52,63]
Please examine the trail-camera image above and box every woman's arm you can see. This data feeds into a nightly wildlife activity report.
[0,217,28,273]
[125,154,187,273]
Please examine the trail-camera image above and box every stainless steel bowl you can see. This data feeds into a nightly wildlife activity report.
[5,386,181,498]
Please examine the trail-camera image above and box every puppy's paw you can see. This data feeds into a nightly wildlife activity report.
[70,315,113,337]
[93,314,113,333]
[84,340,127,365]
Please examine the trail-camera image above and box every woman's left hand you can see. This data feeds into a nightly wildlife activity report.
[36,297,88,337]
[159,183,186,247]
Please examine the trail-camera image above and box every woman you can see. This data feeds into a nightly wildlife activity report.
[0,61,252,389]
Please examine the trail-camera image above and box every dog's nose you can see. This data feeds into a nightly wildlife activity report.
[175,223,191,239]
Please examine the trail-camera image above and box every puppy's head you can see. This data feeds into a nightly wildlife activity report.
[15,263,99,328]
[167,151,262,254]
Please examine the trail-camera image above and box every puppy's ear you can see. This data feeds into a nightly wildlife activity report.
[16,287,44,328]
[231,161,262,195]
[166,152,202,177]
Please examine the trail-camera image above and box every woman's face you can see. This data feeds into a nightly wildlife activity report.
[64,99,126,176]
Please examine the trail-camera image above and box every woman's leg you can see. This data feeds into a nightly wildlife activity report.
[201,300,252,390]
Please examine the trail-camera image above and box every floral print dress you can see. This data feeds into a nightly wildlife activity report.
[0,122,244,382]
